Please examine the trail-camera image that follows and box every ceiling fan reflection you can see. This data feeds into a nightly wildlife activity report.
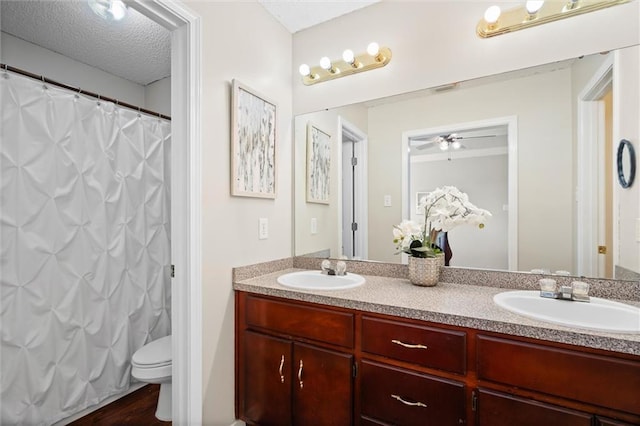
[415,133,497,151]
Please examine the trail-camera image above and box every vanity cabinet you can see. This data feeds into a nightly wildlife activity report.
[235,291,640,426]
[236,294,355,426]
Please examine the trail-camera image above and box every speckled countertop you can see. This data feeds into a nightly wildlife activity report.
[233,267,640,357]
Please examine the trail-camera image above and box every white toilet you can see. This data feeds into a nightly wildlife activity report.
[131,335,172,421]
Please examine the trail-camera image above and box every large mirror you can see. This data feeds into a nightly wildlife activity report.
[294,47,639,281]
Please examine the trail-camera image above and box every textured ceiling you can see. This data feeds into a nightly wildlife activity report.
[1,0,379,87]
[1,0,171,86]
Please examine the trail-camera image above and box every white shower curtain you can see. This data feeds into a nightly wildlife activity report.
[0,71,171,425]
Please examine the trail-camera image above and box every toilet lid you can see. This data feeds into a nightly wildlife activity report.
[132,335,172,367]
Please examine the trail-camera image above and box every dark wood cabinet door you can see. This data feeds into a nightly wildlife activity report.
[293,342,354,426]
[360,360,465,426]
[243,331,292,426]
[477,389,593,426]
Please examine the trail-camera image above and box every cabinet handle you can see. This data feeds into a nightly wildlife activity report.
[298,360,304,389]
[391,394,428,408]
[279,355,285,383]
[391,339,428,349]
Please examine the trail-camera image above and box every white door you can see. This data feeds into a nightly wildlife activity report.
[339,118,368,259]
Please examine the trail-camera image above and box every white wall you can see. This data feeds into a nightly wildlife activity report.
[1,32,146,106]
[1,32,171,116]
[145,76,171,116]
[182,2,293,424]
[293,1,639,115]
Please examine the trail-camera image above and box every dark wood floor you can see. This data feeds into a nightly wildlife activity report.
[69,384,171,425]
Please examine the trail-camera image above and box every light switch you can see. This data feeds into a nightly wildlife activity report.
[259,218,268,240]
[384,195,392,207]
[311,218,318,235]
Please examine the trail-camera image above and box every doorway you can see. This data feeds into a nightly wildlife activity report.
[339,118,368,260]
[577,56,614,279]
[128,2,202,423]
[401,116,518,270]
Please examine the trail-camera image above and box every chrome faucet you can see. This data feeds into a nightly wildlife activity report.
[321,259,347,276]
[539,279,590,302]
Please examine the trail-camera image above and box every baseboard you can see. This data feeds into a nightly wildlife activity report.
[53,383,147,425]
[229,421,247,426]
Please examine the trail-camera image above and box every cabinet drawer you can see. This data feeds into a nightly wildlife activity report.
[245,295,354,348]
[477,335,640,415]
[361,316,466,374]
[477,388,592,426]
[360,360,465,426]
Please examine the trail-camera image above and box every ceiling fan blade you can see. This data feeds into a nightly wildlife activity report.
[457,134,497,140]
[415,140,438,150]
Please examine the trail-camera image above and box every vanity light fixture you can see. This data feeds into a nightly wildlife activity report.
[477,0,629,38]
[298,42,392,86]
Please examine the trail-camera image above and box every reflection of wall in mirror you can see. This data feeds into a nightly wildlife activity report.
[294,50,640,276]
[615,46,640,275]
[295,104,368,258]
[410,155,508,271]
[366,65,578,270]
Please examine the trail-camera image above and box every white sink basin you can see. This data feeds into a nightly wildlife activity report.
[277,270,365,291]
[494,290,640,334]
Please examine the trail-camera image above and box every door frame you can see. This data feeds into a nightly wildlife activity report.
[129,1,202,423]
[401,116,518,270]
[576,55,613,278]
[337,117,368,260]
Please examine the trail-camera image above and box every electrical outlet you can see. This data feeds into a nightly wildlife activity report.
[259,218,268,240]
[311,218,318,235]
[384,195,392,207]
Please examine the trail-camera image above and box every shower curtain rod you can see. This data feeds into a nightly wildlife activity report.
[1,63,171,121]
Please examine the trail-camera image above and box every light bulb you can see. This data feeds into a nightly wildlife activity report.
[367,42,380,57]
[110,0,127,20]
[299,64,310,77]
[451,141,461,150]
[484,5,501,24]
[525,0,544,14]
[319,57,332,70]
[439,141,449,151]
[342,49,355,64]
[88,0,127,21]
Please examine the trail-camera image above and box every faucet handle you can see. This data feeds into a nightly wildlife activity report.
[335,261,347,276]
[321,259,335,275]
[571,281,590,302]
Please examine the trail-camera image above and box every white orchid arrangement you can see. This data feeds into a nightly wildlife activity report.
[393,186,492,258]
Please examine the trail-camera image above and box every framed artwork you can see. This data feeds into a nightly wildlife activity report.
[416,191,429,215]
[231,79,277,198]
[306,123,331,204]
